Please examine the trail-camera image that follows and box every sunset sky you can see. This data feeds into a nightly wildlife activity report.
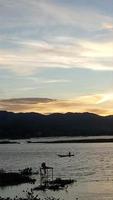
[0,0,113,115]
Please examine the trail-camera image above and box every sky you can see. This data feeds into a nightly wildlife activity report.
[0,0,113,115]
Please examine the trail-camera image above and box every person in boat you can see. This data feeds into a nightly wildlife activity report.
[69,152,71,156]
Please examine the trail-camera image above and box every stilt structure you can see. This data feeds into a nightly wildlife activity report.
[39,162,53,186]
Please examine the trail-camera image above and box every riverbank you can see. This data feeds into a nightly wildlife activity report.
[0,140,20,144]
[27,138,113,144]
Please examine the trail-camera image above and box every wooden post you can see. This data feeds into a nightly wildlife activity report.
[46,168,48,186]
[39,167,42,185]
[52,168,53,181]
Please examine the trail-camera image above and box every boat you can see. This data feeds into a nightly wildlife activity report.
[57,153,74,157]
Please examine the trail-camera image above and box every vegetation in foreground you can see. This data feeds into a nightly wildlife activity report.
[0,169,36,186]
[0,190,60,200]
[0,189,79,200]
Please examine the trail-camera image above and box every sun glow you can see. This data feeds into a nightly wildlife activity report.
[97,93,113,104]
[0,92,113,116]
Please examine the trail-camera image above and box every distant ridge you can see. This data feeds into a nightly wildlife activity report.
[0,111,113,139]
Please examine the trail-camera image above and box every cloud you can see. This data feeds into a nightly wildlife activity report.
[0,0,113,74]
[97,93,113,104]
[0,98,55,112]
[102,23,113,30]
[0,0,113,75]
[0,38,113,74]
[0,0,112,29]
[0,93,113,116]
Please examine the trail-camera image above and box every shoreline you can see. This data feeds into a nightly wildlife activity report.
[27,138,113,144]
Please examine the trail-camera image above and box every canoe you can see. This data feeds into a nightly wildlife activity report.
[57,154,74,157]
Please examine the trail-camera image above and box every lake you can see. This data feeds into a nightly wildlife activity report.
[1,139,113,200]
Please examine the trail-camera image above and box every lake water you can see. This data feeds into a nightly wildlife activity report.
[1,139,113,200]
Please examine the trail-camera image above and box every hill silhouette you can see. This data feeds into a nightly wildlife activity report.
[0,111,113,139]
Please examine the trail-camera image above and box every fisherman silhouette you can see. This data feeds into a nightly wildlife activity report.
[41,162,47,175]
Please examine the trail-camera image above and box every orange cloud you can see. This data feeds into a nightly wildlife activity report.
[0,93,113,116]
[102,23,113,30]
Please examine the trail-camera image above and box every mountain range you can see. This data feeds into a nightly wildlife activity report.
[0,111,113,139]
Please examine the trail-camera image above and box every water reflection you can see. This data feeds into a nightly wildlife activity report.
[0,142,113,199]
